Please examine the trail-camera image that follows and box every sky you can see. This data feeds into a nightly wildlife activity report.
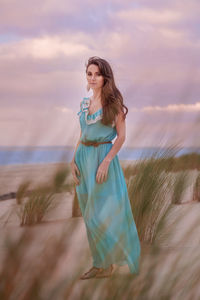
[0,0,200,147]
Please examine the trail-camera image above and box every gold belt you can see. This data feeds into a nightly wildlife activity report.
[81,140,112,147]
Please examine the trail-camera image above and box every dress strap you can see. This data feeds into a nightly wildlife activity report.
[77,97,90,116]
[77,97,104,125]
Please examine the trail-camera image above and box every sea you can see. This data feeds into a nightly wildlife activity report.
[0,146,199,166]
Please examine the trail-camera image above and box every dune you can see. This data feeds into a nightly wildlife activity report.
[0,162,199,298]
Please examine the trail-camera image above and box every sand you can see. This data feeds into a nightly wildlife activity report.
[0,162,200,299]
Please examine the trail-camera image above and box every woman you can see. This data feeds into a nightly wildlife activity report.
[70,56,141,279]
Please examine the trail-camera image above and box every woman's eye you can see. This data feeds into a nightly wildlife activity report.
[87,73,101,76]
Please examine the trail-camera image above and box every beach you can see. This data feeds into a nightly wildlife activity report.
[0,162,200,299]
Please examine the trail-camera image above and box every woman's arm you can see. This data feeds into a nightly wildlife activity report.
[70,131,81,185]
[104,111,126,162]
[96,111,126,184]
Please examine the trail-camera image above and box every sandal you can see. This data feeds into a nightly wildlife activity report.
[95,264,114,278]
[79,266,103,280]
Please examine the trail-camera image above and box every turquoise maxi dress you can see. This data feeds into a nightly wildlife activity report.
[75,97,141,274]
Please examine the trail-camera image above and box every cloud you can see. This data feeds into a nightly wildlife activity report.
[0,35,90,60]
[131,102,200,113]
[0,0,78,31]
[115,8,182,24]
[26,37,89,59]
[55,106,74,113]
[0,0,200,146]
[0,105,80,146]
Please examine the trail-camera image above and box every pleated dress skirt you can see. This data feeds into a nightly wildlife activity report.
[75,97,141,274]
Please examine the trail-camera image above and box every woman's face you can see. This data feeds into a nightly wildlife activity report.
[86,64,104,90]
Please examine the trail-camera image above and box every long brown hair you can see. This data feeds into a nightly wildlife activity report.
[85,56,128,126]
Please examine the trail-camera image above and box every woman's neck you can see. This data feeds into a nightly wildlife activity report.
[91,90,102,103]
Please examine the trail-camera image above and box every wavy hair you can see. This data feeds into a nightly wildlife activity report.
[85,56,128,126]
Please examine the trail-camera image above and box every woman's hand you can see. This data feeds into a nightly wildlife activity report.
[96,159,111,184]
[70,160,80,185]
